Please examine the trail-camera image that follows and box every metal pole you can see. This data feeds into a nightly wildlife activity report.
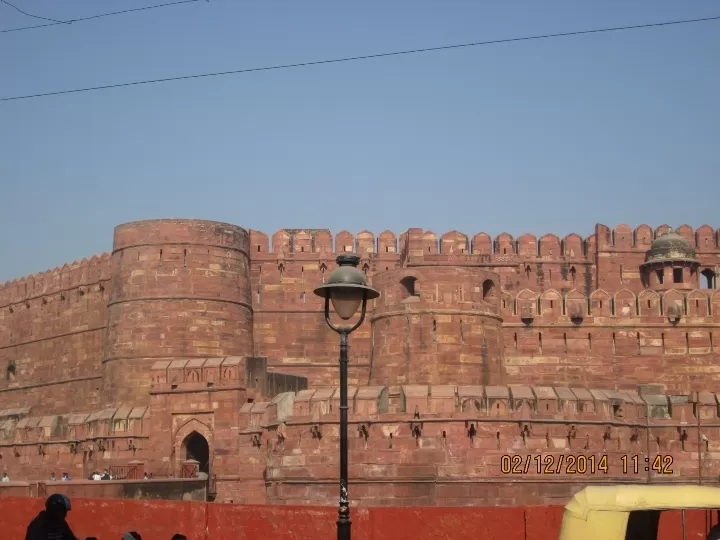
[337,330,351,540]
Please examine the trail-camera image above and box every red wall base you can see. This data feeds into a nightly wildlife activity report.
[3,496,717,540]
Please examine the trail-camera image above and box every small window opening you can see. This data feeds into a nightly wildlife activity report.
[6,362,16,382]
[400,276,417,298]
[159,249,163,262]
[647,299,651,309]
[525,265,531,279]
[513,333,518,352]
[502,299,506,309]
[385,246,389,252]
[563,333,567,353]
[696,299,700,310]
[550,300,554,309]
[661,333,665,352]
[588,333,592,351]
[673,268,683,283]
[538,333,543,354]
[183,249,187,267]
[503,248,507,254]
[701,269,716,289]
[257,245,261,252]
[569,266,576,284]
[686,332,690,353]
[599,300,603,309]
[612,333,616,354]
[482,280,496,301]
[636,332,641,354]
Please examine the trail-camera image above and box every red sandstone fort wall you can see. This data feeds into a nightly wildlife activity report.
[1,222,719,409]
[0,255,111,414]
[103,220,255,405]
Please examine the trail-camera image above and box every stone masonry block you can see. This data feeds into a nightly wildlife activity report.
[485,386,509,417]
[533,386,558,415]
[429,385,456,414]
[310,388,335,419]
[403,385,430,414]
[292,389,316,418]
[457,385,483,412]
[355,386,388,415]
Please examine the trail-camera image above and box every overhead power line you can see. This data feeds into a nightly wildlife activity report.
[0,0,64,23]
[0,0,204,34]
[2,14,719,103]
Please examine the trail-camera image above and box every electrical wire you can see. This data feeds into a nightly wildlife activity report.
[2,14,719,103]
[0,0,64,24]
[0,0,204,33]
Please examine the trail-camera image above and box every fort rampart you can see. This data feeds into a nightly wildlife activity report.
[0,219,719,505]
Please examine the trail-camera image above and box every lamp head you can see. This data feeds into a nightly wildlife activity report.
[313,255,380,320]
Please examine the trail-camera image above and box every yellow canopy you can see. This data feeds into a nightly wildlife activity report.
[559,485,720,540]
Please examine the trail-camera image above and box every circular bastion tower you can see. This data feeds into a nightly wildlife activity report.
[369,266,505,386]
[102,219,254,404]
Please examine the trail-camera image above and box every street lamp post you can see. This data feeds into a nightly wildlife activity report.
[313,254,380,540]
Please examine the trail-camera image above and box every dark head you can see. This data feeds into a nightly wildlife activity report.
[122,532,142,540]
[45,494,71,522]
[171,535,187,540]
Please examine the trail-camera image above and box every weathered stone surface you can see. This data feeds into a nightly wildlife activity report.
[1,220,720,506]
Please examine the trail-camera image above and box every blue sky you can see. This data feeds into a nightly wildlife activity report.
[1,0,718,282]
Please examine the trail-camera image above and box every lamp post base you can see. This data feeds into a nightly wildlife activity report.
[337,517,351,540]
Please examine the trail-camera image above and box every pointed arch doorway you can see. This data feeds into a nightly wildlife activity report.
[182,431,210,475]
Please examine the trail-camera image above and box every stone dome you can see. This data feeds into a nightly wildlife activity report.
[644,229,697,264]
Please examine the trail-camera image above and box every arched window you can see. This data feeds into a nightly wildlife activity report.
[400,276,417,298]
[701,269,716,289]
[482,279,496,301]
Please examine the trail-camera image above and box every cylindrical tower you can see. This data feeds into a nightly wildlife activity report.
[103,219,253,404]
[369,266,505,386]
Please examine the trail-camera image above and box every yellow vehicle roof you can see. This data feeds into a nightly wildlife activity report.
[565,485,720,519]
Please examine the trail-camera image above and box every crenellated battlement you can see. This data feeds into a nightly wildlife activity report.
[0,405,148,452]
[246,224,720,257]
[0,252,111,308]
[238,384,716,427]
